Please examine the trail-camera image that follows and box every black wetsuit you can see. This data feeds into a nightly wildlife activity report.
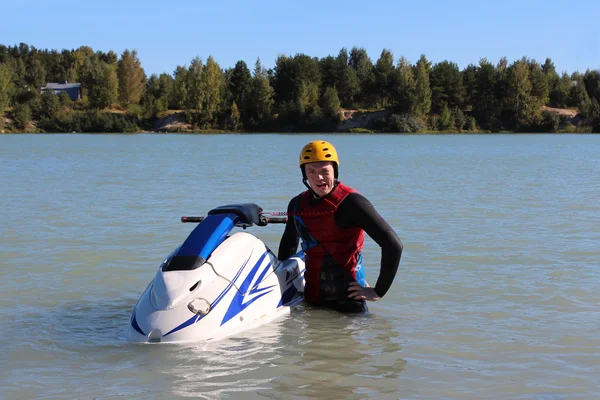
[278,190,403,308]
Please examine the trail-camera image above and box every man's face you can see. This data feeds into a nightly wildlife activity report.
[305,161,335,197]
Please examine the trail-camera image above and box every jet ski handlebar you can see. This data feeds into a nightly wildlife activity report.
[180,216,206,223]
[180,215,288,225]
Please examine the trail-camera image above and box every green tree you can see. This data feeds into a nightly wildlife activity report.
[58,91,72,107]
[551,72,572,108]
[14,102,31,129]
[72,46,94,82]
[542,58,559,104]
[230,101,241,130]
[200,56,223,124]
[412,54,432,117]
[538,110,560,132]
[40,90,60,119]
[452,107,466,132]
[391,56,415,113]
[117,49,146,105]
[568,78,591,111]
[296,80,320,125]
[89,62,119,109]
[272,53,320,109]
[318,56,338,95]
[373,49,395,107]
[505,60,536,128]
[335,48,360,108]
[528,59,549,109]
[473,58,499,129]
[171,65,188,109]
[466,115,477,131]
[462,63,478,111]
[349,47,374,107]
[8,57,26,89]
[321,86,341,121]
[430,60,464,113]
[143,73,172,117]
[494,57,511,127]
[584,98,600,132]
[187,57,204,112]
[228,60,252,116]
[0,63,13,118]
[438,102,454,131]
[25,57,46,89]
[583,69,600,102]
[248,58,275,127]
[157,73,173,107]
[100,50,118,65]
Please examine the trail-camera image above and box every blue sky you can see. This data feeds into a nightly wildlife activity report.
[1,0,598,77]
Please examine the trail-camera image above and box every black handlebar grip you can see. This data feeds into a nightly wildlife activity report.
[267,217,288,224]
[181,216,205,223]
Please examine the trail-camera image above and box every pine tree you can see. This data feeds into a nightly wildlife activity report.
[0,63,13,118]
[391,56,415,113]
[248,58,274,127]
[228,60,252,116]
[528,59,549,109]
[349,47,374,107]
[373,49,395,107]
[171,65,188,110]
[412,54,432,117]
[321,86,341,121]
[336,48,360,108]
[430,60,464,113]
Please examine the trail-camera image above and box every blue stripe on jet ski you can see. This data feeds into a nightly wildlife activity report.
[178,214,239,261]
[277,267,306,308]
[277,285,297,308]
[163,251,253,337]
[131,313,145,336]
[220,251,275,326]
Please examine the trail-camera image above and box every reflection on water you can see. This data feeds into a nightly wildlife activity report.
[264,306,406,400]
[162,305,405,400]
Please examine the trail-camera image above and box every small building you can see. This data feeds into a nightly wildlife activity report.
[40,82,82,101]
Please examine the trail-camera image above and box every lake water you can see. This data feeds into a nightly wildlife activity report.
[1,133,599,399]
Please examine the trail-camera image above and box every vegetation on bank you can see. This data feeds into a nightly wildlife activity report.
[1,42,599,133]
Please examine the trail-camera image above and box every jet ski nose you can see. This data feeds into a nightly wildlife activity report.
[148,329,162,343]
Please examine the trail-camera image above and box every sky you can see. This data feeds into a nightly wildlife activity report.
[1,0,599,77]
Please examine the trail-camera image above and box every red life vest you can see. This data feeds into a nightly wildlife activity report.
[293,182,365,304]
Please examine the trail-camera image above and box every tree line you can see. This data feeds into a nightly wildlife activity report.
[1,42,599,133]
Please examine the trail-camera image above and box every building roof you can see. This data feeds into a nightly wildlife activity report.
[41,83,81,89]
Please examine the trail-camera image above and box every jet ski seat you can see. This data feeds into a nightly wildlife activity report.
[207,203,265,226]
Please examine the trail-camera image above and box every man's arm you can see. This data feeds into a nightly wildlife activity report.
[338,193,403,298]
[277,198,300,260]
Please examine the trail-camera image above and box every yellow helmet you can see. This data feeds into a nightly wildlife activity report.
[299,140,339,167]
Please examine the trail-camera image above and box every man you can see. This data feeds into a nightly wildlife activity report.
[278,140,403,313]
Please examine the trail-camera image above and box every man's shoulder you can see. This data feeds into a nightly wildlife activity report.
[289,191,308,202]
[286,192,308,210]
[341,189,368,202]
[340,191,374,210]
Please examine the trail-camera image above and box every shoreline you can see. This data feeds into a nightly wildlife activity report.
[2,105,594,134]
[2,130,596,135]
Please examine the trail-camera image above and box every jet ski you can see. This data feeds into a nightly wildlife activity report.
[127,203,305,343]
